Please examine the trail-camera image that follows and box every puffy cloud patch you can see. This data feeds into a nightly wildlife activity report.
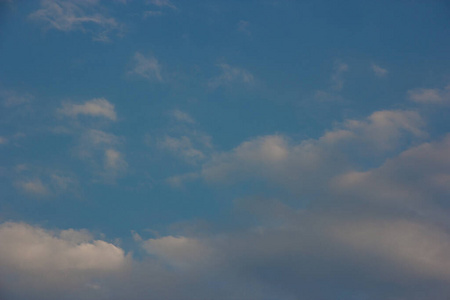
[201,110,425,194]
[0,222,128,299]
[58,98,117,121]
[408,84,450,104]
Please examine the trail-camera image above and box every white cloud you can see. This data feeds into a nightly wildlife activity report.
[201,109,425,192]
[408,84,450,104]
[29,0,124,42]
[371,63,388,77]
[0,222,128,298]
[128,52,163,82]
[209,63,254,88]
[58,98,117,121]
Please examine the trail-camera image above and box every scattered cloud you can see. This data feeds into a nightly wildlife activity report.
[0,136,8,145]
[170,109,195,124]
[128,52,163,82]
[408,84,450,104]
[76,129,127,180]
[147,0,177,10]
[58,98,117,121]
[0,88,33,107]
[371,63,388,77]
[29,0,124,42]
[158,135,206,163]
[209,63,254,88]
[331,61,348,91]
[13,165,78,198]
[143,10,163,18]
[15,178,49,196]
[237,20,251,35]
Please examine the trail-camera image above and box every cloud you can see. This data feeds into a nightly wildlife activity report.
[13,165,78,198]
[200,109,425,193]
[143,236,212,269]
[371,63,388,77]
[0,88,33,107]
[170,109,195,124]
[408,84,450,104]
[104,148,128,174]
[158,135,206,162]
[58,98,117,121]
[15,178,49,196]
[147,0,177,10]
[0,136,8,145]
[0,222,129,299]
[237,20,251,35]
[75,129,127,180]
[128,52,163,82]
[332,134,450,212]
[29,0,124,42]
[208,63,254,88]
[331,61,348,91]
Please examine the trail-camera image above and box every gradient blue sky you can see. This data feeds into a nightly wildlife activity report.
[1,1,450,299]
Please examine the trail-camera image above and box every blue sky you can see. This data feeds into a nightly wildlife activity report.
[1,0,450,299]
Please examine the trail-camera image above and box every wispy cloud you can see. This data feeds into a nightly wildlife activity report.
[209,63,254,88]
[128,52,163,82]
[0,88,33,107]
[170,109,195,124]
[147,0,177,10]
[408,84,450,104]
[29,0,124,42]
[331,61,348,91]
[16,178,49,196]
[58,98,117,121]
[237,20,251,35]
[371,63,388,77]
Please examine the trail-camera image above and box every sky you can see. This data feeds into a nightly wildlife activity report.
[1,0,450,299]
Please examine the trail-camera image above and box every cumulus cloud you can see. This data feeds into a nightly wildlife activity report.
[200,109,425,194]
[128,52,163,82]
[209,63,254,88]
[408,84,450,104]
[29,0,124,42]
[58,98,117,121]
[0,222,129,299]
[371,63,388,77]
